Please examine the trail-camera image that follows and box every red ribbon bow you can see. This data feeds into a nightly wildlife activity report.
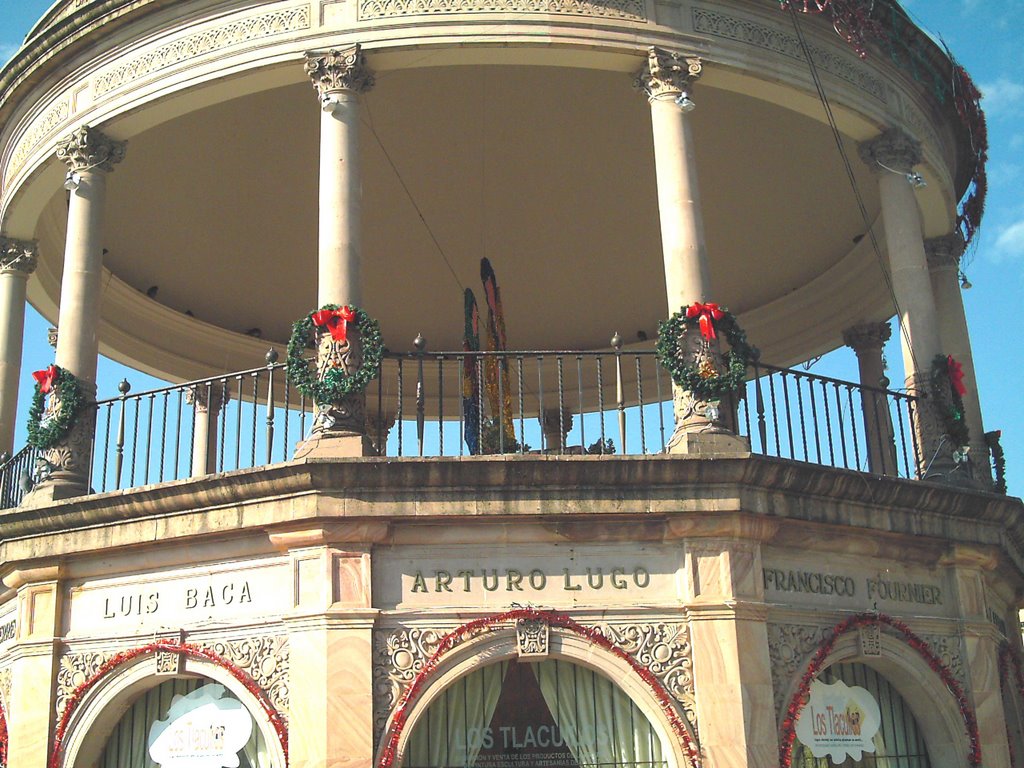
[686,302,724,341]
[32,365,57,394]
[947,355,967,397]
[312,306,356,343]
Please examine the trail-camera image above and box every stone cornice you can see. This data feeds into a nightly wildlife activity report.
[1,455,1021,580]
[0,236,38,274]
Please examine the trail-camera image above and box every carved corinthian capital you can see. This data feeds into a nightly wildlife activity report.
[0,237,38,274]
[56,126,126,173]
[925,233,966,271]
[305,45,374,98]
[857,128,922,174]
[841,321,891,354]
[635,47,702,101]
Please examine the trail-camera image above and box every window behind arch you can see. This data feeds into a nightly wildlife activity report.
[404,658,668,768]
[794,663,932,768]
[97,676,272,768]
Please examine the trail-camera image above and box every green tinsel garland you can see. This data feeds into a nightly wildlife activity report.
[655,305,756,399]
[985,430,1007,495]
[286,304,383,403]
[929,354,969,448]
[27,365,86,450]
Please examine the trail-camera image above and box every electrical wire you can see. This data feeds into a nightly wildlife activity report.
[784,4,922,379]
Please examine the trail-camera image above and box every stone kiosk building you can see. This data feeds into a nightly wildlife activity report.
[0,1,1021,768]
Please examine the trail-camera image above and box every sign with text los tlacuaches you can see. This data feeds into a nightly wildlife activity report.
[795,679,882,764]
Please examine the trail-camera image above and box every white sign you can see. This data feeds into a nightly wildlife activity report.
[795,679,882,764]
[149,684,254,768]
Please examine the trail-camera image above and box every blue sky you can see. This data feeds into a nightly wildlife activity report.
[0,1,1021,494]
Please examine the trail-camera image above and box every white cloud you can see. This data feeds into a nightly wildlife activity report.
[994,220,1024,260]
[980,77,1024,117]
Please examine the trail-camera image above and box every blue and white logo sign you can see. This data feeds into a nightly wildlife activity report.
[795,679,882,764]
[148,684,254,768]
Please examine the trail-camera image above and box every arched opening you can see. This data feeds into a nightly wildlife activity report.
[793,662,932,768]
[94,675,274,768]
[403,657,667,768]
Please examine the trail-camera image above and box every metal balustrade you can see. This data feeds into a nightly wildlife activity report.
[0,347,922,509]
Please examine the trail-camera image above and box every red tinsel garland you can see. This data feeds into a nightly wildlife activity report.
[0,697,7,768]
[48,640,288,768]
[778,0,883,58]
[376,607,702,768]
[951,63,989,246]
[998,643,1024,768]
[778,612,981,768]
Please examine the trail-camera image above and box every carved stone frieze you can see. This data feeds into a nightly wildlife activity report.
[373,626,445,742]
[919,633,968,695]
[858,623,881,657]
[691,8,884,101]
[359,0,644,21]
[39,401,97,484]
[858,128,922,174]
[56,650,116,717]
[0,665,11,712]
[94,7,311,96]
[210,635,290,723]
[6,97,71,186]
[56,126,126,173]
[635,47,702,101]
[767,623,829,714]
[0,237,39,274]
[305,46,374,98]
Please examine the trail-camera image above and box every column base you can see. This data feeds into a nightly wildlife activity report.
[294,430,373,459]
[19,472,90,508]
[665,428,750,456]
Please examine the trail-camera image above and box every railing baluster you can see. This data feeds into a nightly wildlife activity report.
[753,362,767,452]
[517,357,525,454]
[781,369,795,460]
[438,355,446,457]
[847,386,861,471]
[767,372,781,456]
[476,356,484,456]
[283,375,291,461]
[821,380,835,466]
[219,378,229,473]
[499,353,507,455]
[102,401,114,491]
[577,355,585,452]
[396,358,405,457]
[266,351,278,465]
[556,356,565,455]
[457,354,465,457]
[808,378,822,464]
[833,382,847,468]
[376,360,384,457]
[250,372,259,467]
[596,357,606,452]
[612,333,626,455]
[415,335,426,457]
[233,375,243,471]
[114,380,130,489]
[129,396,141,486]
[536,356,545,453]
[144,393,155,485]
[635,355,646,455]
[654,361,666,453]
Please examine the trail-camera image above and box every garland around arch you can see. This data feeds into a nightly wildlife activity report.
[778,612,981,768]
[377,607,702,768]
[49,640,288,768]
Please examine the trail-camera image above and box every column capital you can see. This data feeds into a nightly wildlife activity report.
[185,382,229,413]
[305,45,374,99]
[56,126,126,173]
[635,47,702,102]
[841,321,891,353]
[925,233,966,271]
[857,128,922,173]
[0,237,38,275]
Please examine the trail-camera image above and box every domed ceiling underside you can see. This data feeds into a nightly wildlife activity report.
[32,64,881,376]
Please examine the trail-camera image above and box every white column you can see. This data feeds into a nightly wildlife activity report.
[0,238,38,454]
[926,233,991,483]
[638,48,712,312]
[305,46,373,309]
[297,48,374,458]
[186,383,228,476]
[637,49,745,453]
[26,126,125,501]
[859,130,952,479]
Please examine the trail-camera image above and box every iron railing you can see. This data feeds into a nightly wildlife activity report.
[0,347,922,508]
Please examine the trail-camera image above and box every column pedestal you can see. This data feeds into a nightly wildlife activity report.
[842,322,898,474]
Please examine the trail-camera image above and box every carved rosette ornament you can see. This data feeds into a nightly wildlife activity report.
[55,126,126,173]
[56,650,116,717]
[0,237,38,275]
[635,46,702,101]
[305,45,375,98]
[210,635,290,723]
[767,623,830,715]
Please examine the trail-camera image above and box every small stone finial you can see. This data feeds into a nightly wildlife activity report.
[117,379,131,395]
[305,45,374,100]
[925,233,966,271]
[842,321,892,353]
[635,47,702,102]
[611,332,622,350]
[413,333,426,352]
[266,348,279,365]
[56,125,127,173]
[857,128,922,174]
[0,237,38,274]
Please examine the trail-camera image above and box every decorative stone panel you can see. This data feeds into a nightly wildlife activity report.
[93,6,312,96]
[56,650,116,718]
[691,8,884,101]
[0,665,12,712]
[359,0,644,22]
[767,622,830,715]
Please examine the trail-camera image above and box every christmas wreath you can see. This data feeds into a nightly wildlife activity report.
[656,302,756,398]
[286,304,383,402]
[930,354,969,448]
[27,364,86,450]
